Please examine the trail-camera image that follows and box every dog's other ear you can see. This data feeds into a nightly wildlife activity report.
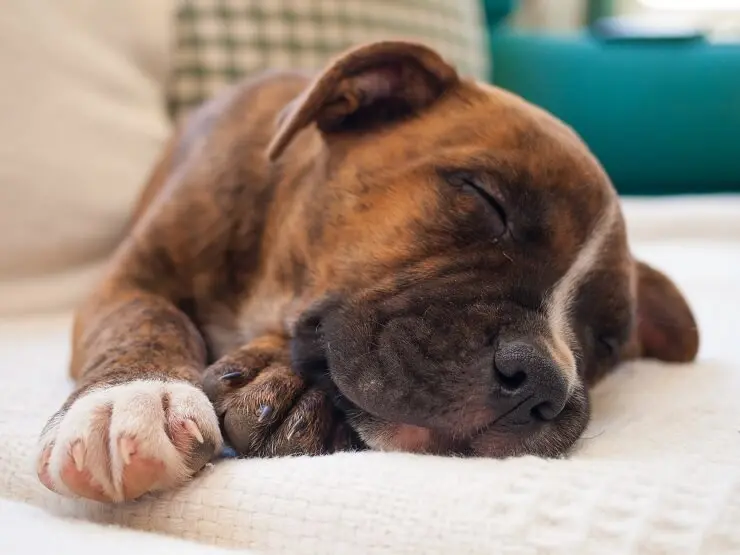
[267,41,459,160]
[635,261,699,363]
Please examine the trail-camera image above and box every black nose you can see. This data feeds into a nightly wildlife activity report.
[492,340,569,424]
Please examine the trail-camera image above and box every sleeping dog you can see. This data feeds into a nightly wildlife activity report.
[36,41,699,503]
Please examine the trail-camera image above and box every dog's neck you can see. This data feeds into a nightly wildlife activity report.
[232,134,334,346]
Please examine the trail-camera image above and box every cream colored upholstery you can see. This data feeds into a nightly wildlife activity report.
[0,1,174,314]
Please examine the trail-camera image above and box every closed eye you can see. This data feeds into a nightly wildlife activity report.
[596,335,620,359]
[446,172,508,237]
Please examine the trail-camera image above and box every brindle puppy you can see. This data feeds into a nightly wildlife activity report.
[36,41,698,503]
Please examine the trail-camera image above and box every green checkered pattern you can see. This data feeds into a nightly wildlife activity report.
[168,0,490,118]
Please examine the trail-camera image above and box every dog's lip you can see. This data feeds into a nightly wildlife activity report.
[469,394,536,438]
[327,370,503,438]
[300,318,543,438]
[325,380,360,414]
[319,351,500,435]
[292,348,361,414]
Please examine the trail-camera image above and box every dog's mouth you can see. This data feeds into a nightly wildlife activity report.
[288,330,371,451]
[289,318,361,414]
[289,305,590,458]
[290,337,358,416]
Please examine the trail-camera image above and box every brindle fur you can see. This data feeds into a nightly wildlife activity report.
[45,42,698,496]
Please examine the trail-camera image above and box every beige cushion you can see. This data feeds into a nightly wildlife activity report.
[0,0,174,315]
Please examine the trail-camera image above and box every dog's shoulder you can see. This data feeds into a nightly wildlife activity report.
[125,70,316,288]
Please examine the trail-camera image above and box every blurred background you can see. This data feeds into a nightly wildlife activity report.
[0,0,738,314]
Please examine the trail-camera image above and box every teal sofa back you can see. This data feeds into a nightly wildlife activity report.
[482,1,740,195]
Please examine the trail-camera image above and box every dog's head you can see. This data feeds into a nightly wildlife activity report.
[274,41,699,457]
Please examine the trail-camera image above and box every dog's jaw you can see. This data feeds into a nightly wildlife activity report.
[288,295,592,458]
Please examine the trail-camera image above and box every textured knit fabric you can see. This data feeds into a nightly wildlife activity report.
[167,0,489,118]
[1,196,739,554]
[0,498,242,555]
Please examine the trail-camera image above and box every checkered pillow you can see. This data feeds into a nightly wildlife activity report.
[168,0,490,118]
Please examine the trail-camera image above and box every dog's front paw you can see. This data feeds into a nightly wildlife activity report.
[37,380,222,502]
[203,361,351,457]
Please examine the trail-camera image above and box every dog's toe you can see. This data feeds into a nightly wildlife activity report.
[37,380,222,502]
[205,362,343,457]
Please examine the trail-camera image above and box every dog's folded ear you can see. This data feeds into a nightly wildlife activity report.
[267,41,459,161]
[635,261,699,363]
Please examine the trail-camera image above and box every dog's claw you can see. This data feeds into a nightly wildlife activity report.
[220,371,246,385]
[257,405,273,423]
[183,419,204,444]
[118,436,136,466]
[37,446,51,476]
[286,416,306,440]
[71,441,85,472]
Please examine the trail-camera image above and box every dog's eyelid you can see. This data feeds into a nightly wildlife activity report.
[597,335,619,355]
[437,168,512,239]
[439,168,505,197]
[593,327,629,359]
[440,170,509,210]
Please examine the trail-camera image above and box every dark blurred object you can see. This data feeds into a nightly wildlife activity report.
[483,0,740,196]
[482,0,514,26]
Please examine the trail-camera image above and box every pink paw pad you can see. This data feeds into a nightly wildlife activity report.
[36,381,222,503]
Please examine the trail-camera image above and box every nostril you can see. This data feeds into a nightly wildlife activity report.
[492,339,571,426]
[493,341,535,393]
[530,401,559,422]
[493,363,527,392]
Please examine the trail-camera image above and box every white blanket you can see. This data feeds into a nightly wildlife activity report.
[1,196,739,555]
[0,498,240,555]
